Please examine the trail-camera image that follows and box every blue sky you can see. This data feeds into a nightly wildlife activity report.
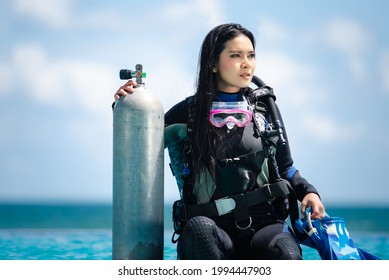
[1,0,389,206]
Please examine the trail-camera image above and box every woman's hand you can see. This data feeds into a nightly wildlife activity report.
[114,80,137,100]
[301,193,325,220]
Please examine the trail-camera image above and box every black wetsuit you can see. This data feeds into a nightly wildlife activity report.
[165,90,320,260]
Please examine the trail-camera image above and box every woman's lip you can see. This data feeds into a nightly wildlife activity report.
[240,73,251,79]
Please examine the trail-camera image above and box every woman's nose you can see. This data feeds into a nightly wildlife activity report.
[242,59,251,69]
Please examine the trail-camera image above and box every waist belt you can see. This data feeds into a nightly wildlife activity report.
[176,179,290,222]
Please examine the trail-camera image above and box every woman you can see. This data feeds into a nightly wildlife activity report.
[115,23,325,260]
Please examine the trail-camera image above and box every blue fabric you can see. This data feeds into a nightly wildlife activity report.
[286,166,297,181]
[215,92,241,102]
[295,209,382,260]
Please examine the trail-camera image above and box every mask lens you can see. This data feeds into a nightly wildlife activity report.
[209,101,252,128]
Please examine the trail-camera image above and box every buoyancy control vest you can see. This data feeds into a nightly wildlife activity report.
[167,86,283,203]
[167,84,297,240]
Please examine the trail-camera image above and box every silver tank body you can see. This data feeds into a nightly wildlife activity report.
[112,85,164,259]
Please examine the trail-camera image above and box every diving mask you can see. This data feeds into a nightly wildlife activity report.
[209,101,253,129]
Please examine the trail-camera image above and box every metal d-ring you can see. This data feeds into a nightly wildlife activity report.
[235,216,252,230]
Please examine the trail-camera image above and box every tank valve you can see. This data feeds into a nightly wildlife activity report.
[119,64,147,85]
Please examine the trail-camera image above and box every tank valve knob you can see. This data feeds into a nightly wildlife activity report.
[119,64,147,85]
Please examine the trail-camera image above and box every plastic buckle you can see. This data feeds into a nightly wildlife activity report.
[215,197,236,216]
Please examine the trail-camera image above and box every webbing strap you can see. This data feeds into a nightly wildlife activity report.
[179,179,291,221]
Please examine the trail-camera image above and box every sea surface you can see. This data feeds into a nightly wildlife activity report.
[0,204,388,260]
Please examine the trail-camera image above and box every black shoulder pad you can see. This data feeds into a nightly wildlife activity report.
[251,86,276,102]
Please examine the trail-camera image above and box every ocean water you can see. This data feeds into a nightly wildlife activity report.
[0,204,388,260]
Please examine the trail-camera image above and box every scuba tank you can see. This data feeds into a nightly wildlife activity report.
[112,64,164,259]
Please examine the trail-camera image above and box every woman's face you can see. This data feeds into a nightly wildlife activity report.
[215,34,256,93]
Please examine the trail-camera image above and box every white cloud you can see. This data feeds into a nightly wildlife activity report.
[79,7,129,30]
[258,16,374,82]
[11,0,226,34]
[302,113,363,143]
[321,17,372,80]
[13,0,74,28]
[147,60,196,111]
[322,17,370,54]
[13,44,68,105]
[60,60,117,113]
[257,18,291,43]
[254,17,335,108]
[12,0,129,31]
[11,44,116,115]
[164,0,225,29]
[252,17,376,151]
[255,51,322,107]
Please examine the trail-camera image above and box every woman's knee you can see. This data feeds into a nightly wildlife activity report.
[177,216,233,259]
[251,223,302,260]
[183,216,217,237]
[273,235,302,260]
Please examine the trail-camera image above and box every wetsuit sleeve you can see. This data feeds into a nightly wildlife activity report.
[273,103,320,201]
[164,97,191,127]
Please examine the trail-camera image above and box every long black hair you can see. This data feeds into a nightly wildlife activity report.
[191,23,256,185]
